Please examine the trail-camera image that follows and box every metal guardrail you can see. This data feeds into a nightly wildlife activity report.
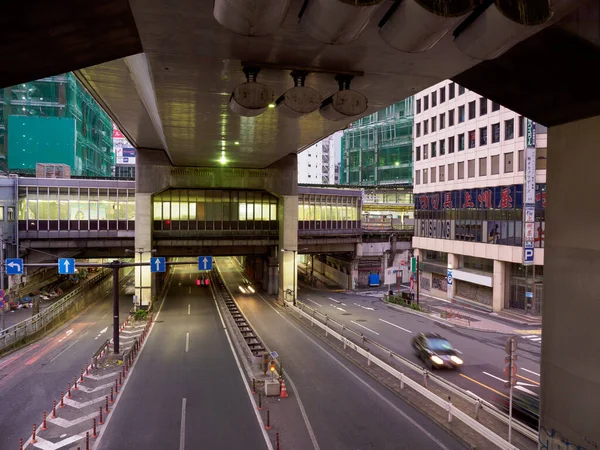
[292,300,537,448]
[0,270,111,352]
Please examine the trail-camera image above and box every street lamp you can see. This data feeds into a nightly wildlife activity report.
[125,248,156,309]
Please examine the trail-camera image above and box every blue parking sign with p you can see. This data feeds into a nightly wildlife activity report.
[523,248,534,265]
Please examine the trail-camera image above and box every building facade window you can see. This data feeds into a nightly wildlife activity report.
[7,207,15,222]
[423,143,429,159]
[424,120,429,135]
[468,101,476,120]
[431,141,437,157]
[518,150,524,171]
[448,136,455,153]
[449,82,455,99]
[424,95,429,110]
[415,169,421,184]
[416,146,421,161]
[492,101,500,112]
[440,87,446,103]
[431,116,437,132]
[468,130,476,149]
[0,206,4,221]
[431,166,436,183]
[480,127,488,146]
[458,85,465,95]
[423,168,428,184]
[505,118,514,140]
[458,105,465,123]
[416,122,421,137]
[448,109,455,126]
[480,98,487,116]
[468,159,475,178]
[457,161,465,179]
[417,99,422,114]
[431,91,437,107]
[439,139,445,155]
[504,152,514,173]
[448,163,455,181]
[491,155,500,174]
[518,116,524,137]
[479,157,487,176]
[439,165,445,182]
[440,113,445,129]
[458,133,465,151]
[492,123,500,143]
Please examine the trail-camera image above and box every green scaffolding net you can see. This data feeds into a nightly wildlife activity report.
[0,73,114,177]
[341,98,414,186]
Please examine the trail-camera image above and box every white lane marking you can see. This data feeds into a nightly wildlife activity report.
[92,275,173,450]
[328,297,340,304]
[209,286,274,450]
[58,328,75,343]
[95,326,109,340]
[101,313,108,320]
[523,335,538,338]
[531,337,542,342]
[350,320,380,335]
[341,303,347,306]
[522,368,540,377]
[378,318,412,333]
[306,298,322,307]
[188,304,191,315]
[185,333,189,352]
[255,292,449,450]
[354,303,374,311]
[50,331,89,363]
[333,306,346,312]
[483,371,506,383]
[180,398,187,450]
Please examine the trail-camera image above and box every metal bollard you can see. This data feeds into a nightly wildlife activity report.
[122,366,126,379]
[258,393,263,410]
[60,392,65,408]
[86,431,90,450]
[99,406,104,425]
[119,372,123,386]
[92,418,97,438]
[276,432,280,450]
[423,369,428,388]
[110,387,114,403]
[74,376,78,390]
[52,400,57,418]
[86,366,90,376]
[266,410,271,430]
[80,369,84,383]
[400,374,405,390]
[115,379,119,394]
[31,424,37,444]
[68,383,72,398]
[366,350,371,367]
[41,412,47,430]
[447,396,452,423]
[19,438,23,450]
[105,396,109,413]
[251,378,256,395]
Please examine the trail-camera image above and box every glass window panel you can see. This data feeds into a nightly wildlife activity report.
[162,202,171,221]
[239,203,247,221]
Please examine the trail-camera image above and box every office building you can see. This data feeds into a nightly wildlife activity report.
[298,131,342,184]
[412,81,546,315]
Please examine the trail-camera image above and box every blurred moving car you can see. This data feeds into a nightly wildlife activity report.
[238,278,255,294]
[197,275,210,287]
[491,386,539,429]
[412,332,463,369]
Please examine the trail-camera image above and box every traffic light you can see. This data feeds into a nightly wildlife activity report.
[269,360,276,373]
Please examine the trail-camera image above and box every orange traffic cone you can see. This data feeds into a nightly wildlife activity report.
[280,379,289,398]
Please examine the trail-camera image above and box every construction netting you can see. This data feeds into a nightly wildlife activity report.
[1,73,114,176]
[341,98,414,185]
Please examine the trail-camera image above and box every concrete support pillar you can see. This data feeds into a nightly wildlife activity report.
[447,253,458,299]
[134,193,153,307]
[278,195,298,303]
[538,116,600,449]
[491,260,505,312]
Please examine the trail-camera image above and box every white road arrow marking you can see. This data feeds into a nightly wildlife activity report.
[306,298,322,307]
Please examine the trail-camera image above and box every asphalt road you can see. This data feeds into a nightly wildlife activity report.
[0,269,134,449]
[218,257,467,450]
[297,283,541,408]
[96,265,267,450]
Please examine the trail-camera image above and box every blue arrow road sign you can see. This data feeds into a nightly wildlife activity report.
[198,256,213,271]
[58,258,76,275]
[5,258,23,275]
[150,257,166,273]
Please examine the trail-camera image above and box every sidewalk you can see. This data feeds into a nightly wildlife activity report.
[1,270,110,330]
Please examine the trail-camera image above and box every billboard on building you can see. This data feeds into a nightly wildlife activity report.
[115,147,136,165]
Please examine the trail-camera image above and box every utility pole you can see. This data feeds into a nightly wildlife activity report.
[505,337,518,443]
[416,255,420,306]
[111,261,121,354]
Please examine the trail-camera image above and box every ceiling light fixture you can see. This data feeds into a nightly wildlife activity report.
[379,0,476,53]
[213,0,291,36]
[228,66,275,117]
[299,0,385,45]
[454,0,553,60]
[320,75,368,122]
[276,71,322,119]
[219,151,228,165]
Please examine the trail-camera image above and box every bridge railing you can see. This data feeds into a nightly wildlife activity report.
[0,270,111,353]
